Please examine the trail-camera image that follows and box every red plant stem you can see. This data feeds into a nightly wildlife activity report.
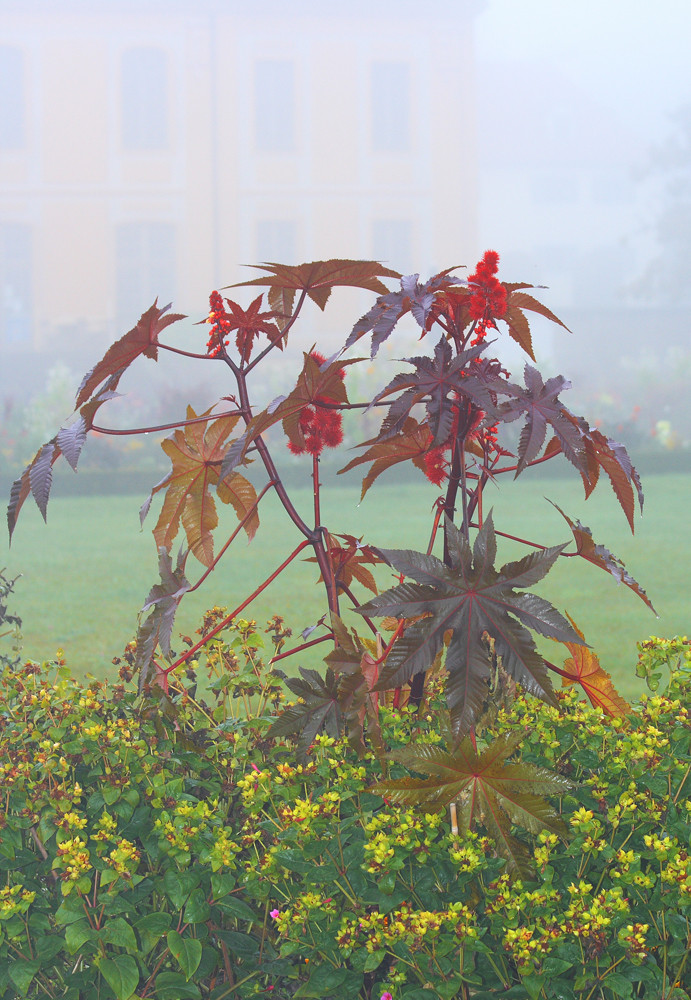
[493,451,559,475]
[312,453,321,527]
[228,357,340,615]
[376,619,405,667]
[340,584,379,635]
[244,288,308,374]
[158,342,218,361]
[163,539,311,676]
[269,632,334,664]
[187,480,276,594]
[427,498,446,555]
[542,658,573,681]
[91,408,242,437]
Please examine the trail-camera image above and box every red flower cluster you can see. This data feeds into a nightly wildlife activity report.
[205,290,230,357]
[423,445,448,486]
[421,406,501,488]
[288,352,344,457]
[467,250,508,345]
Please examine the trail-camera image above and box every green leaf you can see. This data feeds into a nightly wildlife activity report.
[99,917,138,952]
[97,954,140,1000]
[522,974,547,1000]
[161,868,200,909]
[35,934,65,965]
[216,929,259,959]
[167,930,203,981]
[65,920,97,955]
[135,912,172,955]
[294,965,362,999]
[9,960,40,997]
[603,972,634,997]
[54,894,85,925]
[154,972,202,999]
[214,896,258,923]
[183,888,211,924]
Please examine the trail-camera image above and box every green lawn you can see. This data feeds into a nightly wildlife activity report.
[2,471,688,700]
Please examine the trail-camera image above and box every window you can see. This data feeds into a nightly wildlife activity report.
[256,220,296,263]
[371,61,410,153]
[115,222,175,330]
[121,48,168,150]
[0,46,25,149]
[254,60,295,153]
[372,219,413,275]
[0,223,32,344]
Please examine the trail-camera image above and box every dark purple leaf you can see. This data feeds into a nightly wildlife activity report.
[357,513,582,736]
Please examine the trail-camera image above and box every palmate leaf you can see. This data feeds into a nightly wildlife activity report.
[266,667,342,758]
[580,426,644,532]
[135,547,191,686]
[220,353,361,478]
[346,268,462,357]
[229,259,400,312]
[304,532,382,596]
[548,502,656,613]
[223,294,281,362]
[76,301,185,407]
[502,290,570,360]
[7,381,121,539]
[143,406,258,568]
[548,615,630,717]
[370,337,496,447]
[324,614,385,758]
[338,416,432,500]
[357,513,584,738]
[499,364,585,476]
[374,730,570,875]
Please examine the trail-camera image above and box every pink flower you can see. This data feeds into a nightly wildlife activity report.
[270,909,280,919]
[381,993,393,1000]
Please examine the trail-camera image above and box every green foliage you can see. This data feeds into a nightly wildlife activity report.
[2,631,691,999]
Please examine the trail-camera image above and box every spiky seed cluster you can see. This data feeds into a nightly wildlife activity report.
[288,352,345,457]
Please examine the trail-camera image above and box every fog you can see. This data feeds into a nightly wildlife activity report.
[1,0,689,457]
[1,1,690,671]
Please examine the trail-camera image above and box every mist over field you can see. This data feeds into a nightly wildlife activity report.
[1,0,689,674]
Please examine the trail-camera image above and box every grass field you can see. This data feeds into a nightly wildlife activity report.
[1,470,689,700]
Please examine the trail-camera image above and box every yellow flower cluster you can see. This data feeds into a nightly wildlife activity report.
[278,791,341,827]
[337,901,477,953]
[91,810,118,843]
[273,892,337,934]
[106,838,141,878]
[503,921,563,972]
[617,922,650,961]
[564,883,629,938]
[363,810,442,873]
[53,836,92,883]
[0,885,35,920]
[154,798,216,856]
[208,828,241,872]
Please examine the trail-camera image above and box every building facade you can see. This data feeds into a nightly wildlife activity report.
[0,0,482,377]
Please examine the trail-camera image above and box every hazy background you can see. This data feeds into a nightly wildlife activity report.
[1,0,689,675]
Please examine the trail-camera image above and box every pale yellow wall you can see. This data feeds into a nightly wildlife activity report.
[0,2,481,360]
